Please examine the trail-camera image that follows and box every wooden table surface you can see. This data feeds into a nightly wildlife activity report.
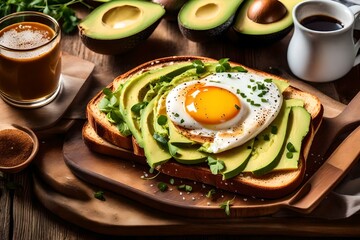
[1,7,360,240]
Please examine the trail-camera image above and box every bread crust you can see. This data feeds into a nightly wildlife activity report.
[84,56,323,199]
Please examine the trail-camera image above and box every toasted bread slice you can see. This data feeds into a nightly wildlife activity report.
[86,56,214,151]
[84,56,323,198]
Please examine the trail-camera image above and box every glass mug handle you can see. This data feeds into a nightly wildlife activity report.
[350,5,360,66]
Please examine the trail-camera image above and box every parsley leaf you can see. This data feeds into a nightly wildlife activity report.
[192,60,205,74]
[286,142,296,152]
[94,190,106,201]
[215,58,248,73]
[157,182,168,192]
[206,188,216,199]
[207,156,225,175]
[131,102,148,115]
[0,0,93,33]
[219,196,235,216]
[157,115,168,125]
[216,58,231,72]
[177,184,192,192]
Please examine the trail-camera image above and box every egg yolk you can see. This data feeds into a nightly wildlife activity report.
[185,85,241,125]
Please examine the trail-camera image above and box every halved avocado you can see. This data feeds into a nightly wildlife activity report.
[178,0,244,42]
[230,0,302,44]
[78,0,165,55]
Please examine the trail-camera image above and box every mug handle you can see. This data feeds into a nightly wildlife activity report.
[349,5,360,66]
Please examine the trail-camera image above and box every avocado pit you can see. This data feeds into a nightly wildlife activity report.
[102,5,142,29]
[247,0,287,24]
[195,3,220,20]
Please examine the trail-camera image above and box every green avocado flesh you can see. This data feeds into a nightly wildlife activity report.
[100,59,311,178]
[233,0,301,36]
[178,0,243,30]
[141,97,172,168]
[119,62,191,148]
[79,0,165,40]
[274,106,311,170]
[242,99,300,176]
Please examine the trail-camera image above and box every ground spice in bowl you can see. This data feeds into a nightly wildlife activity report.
[0,129,34,167]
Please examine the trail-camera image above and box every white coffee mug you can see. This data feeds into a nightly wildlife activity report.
[287,0,360,82]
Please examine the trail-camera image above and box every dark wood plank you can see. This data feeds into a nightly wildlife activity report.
[0,172,11,240]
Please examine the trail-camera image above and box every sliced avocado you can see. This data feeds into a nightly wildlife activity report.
[120,62,191,148]
[217,139,254,179]
[274,106,311,170]
[230,0,302,43]
[178,0,244,42]
[173,146,208,164]
[78,0,165,54]
[272,78,289,93]
[141,98,172,168]
[243,99,292,176]
[168,120,195,147]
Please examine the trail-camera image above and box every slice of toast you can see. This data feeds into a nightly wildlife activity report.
[84,56,323,198]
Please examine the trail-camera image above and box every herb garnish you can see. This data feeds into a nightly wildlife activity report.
[99,87,131,136]
[0,0,92,33]
[216,58,248,73]
[157,115,168,125]
[177,184,192,192]
[206,188,216,199]
[219,196,235,216]
[192,60,205,74]
[286,142,296,152]
[131,101,148,115]
[286,142,296,159]
[157,182,168,192]
[286,152,293,159]
[169,178,175,185]
[207,156,225,175]
[271,125,278,134]
[216,58,231,72]
[94,190,106,201]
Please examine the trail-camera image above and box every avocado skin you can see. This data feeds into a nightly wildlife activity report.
[79,18,162,55]
[178,15,236,42]
[227,24,293,45]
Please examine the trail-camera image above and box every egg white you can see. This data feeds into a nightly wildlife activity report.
[166,72,283,153]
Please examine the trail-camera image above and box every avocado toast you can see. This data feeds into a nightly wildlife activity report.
[84,56,323,199]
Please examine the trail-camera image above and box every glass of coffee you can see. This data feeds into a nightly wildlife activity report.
[0,11,62,108]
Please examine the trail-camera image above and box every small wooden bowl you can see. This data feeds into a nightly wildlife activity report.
[0,123,39,173]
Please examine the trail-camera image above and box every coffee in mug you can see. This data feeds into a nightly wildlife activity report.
[287,0,360,82]
[300,15,344,31]
[0,11,62,108]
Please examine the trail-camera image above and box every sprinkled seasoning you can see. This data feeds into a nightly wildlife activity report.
[0,129,33,167]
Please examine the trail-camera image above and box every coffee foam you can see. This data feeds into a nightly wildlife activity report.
[0,27,55,59]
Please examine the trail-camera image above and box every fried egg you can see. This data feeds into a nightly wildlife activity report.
[166,72,283,153]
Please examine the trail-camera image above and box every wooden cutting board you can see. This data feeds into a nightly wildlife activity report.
[33,127,360,236]
[62,121,360,218]
[61,75,360,218]
[32,76,360,235]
